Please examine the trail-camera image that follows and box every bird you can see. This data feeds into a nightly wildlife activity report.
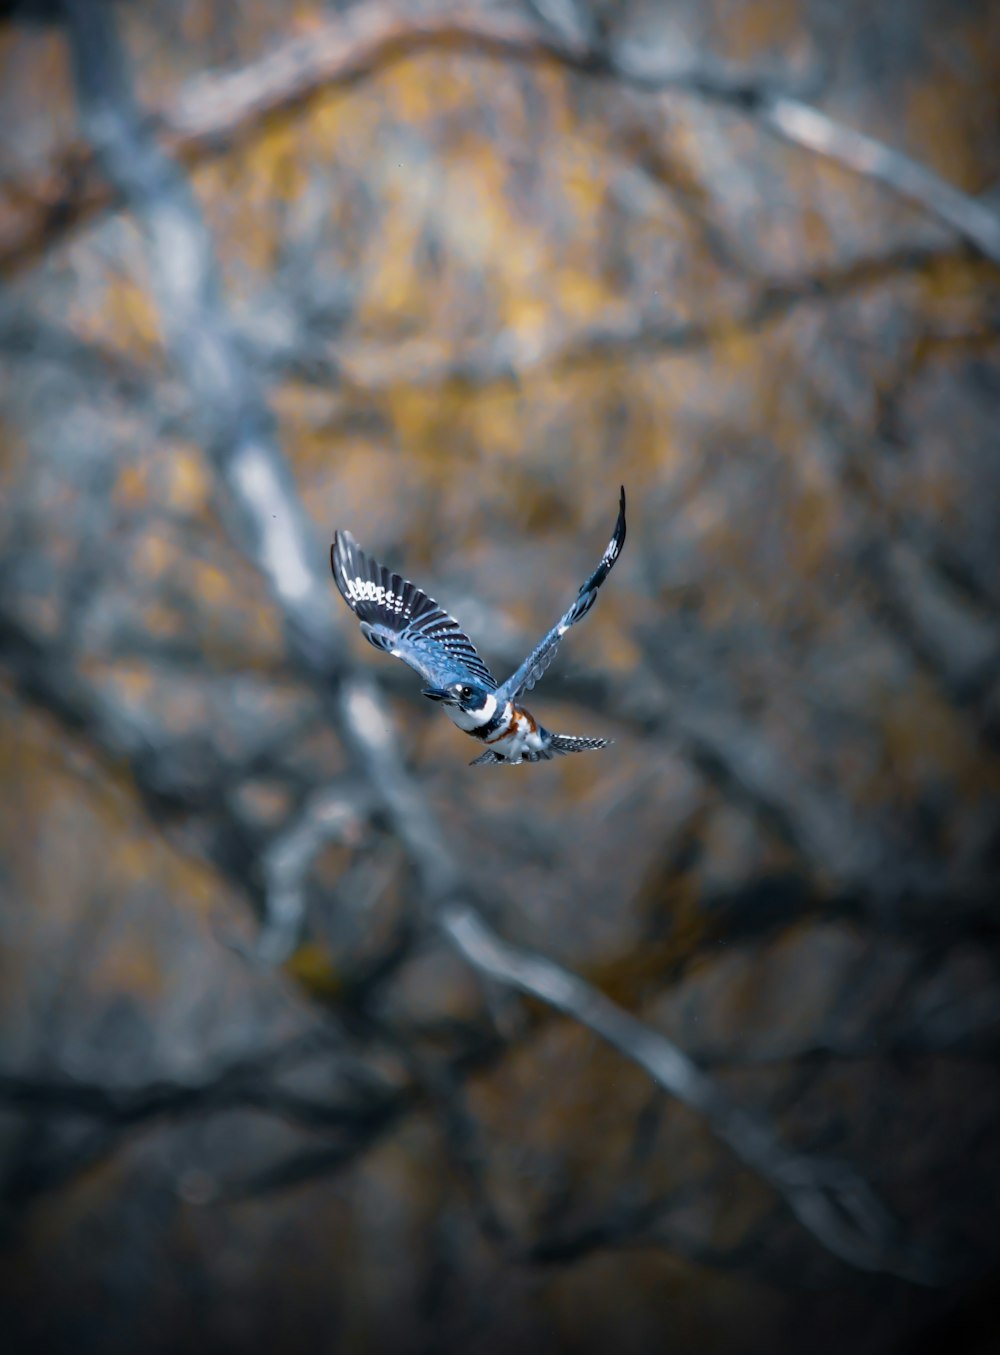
[330,487,626,766]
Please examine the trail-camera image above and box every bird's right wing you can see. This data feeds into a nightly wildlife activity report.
[498,486,626,701]
[331,531,497,691]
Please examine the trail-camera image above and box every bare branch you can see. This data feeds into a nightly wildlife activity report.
[254,785,371,964]
[6,3,999,279]
[0,1032,376,1209]
[266,247,967,393]
[59,0,342,683]
[0,1034,332,1127]
[440,903,945,1285]
[759,95,1000,265]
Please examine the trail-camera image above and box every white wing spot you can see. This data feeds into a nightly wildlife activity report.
[346,576,411,619]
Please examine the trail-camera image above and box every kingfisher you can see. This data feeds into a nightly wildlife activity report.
[331,487,626,765]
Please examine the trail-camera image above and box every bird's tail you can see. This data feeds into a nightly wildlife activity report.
[549,734,612,755]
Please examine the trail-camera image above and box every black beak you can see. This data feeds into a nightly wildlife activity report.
[422,687,456,704]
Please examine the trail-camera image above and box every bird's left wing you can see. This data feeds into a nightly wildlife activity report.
[331,531,497,691]
[498,486,626,701]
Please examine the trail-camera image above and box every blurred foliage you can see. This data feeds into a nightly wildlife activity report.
[1,1,999,1352]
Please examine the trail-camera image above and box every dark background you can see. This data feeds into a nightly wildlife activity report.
[1,1,998,1351]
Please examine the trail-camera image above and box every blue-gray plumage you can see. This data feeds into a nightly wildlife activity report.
[331,487,626,765]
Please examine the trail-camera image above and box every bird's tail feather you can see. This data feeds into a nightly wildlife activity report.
[549,734,611,755]
[469,749,506,766]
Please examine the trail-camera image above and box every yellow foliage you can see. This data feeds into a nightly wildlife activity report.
[554,266,611,323]
[103,273,162,353]
[115,462,148,508]
[133,529,172,579]
[0,419,27,496]
[385,56,436,123]
[165,448,211,513]
[790,487,837,576]
[191,560,233,607]
[139,601,180,636]
[286,941,344,1001]
[108,664,155,707]
[905,73,982,189]
[881,679,995,798]
[721,0,801,61]
[90,936,164,1001]
[251,119,308,212]
[503,293,549,345]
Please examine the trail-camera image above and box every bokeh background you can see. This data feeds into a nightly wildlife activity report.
[1,1,999,1352]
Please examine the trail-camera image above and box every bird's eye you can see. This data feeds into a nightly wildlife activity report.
[460,686,472,700]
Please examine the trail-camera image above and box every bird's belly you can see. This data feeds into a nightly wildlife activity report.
[482,708,546,764]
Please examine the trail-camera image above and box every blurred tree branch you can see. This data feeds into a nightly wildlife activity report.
[0,600,277,899]
[441,905,945,1284]
[254,784,373,965]
[4,2,1000,280]
[261,247,979,393]
[0,1033,336,1128]
[0,1034,417,1211]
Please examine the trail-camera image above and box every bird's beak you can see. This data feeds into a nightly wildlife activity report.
[422,687,457,704]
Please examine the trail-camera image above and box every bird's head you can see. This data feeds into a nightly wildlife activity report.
[422,681,494,715]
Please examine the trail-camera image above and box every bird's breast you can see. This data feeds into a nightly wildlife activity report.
[446,693,502,734]
[477,704,546,763]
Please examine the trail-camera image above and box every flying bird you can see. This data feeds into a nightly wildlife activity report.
[331,488,626,766]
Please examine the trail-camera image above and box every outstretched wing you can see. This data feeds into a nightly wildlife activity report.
[331,531,497,691]
[498,486,626,701]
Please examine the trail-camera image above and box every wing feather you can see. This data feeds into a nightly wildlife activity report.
[498,486,626,701]
[331,531,497,690]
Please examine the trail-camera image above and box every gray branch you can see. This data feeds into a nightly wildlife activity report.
[440,903,944,1284]
[10,4,998,276]
[255,785,372,964]
[758,95,1000,265]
